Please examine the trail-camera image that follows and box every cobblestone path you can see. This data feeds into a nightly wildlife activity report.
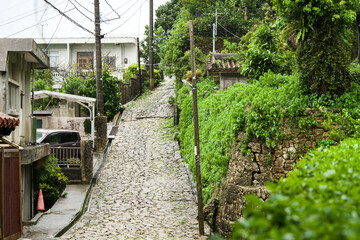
[61,77,209,239]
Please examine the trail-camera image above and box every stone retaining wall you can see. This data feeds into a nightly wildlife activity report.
[119,69,146,104]
[211,113,330,237]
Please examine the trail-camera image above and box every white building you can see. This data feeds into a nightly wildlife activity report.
[0,38,50,224]
[35,37,138,88]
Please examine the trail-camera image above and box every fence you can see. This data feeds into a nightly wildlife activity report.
[119,69,146,104]
[50,146,81,168]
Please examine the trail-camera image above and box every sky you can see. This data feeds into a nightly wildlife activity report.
[0,0,169,40]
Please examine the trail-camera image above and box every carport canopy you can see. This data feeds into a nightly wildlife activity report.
[33,90,96,145]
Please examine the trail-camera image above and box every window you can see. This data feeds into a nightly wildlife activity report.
[8,82,19,115]
[43,133,61,145]
[77,52,94,69]
[61,132,78,143]
[48,51,60,69]
[36,119,43,128]
[105,56,116,69]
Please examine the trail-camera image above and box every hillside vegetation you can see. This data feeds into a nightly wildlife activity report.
[178,72,360,204]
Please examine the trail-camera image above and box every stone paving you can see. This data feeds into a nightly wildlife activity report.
[61,77,209,239]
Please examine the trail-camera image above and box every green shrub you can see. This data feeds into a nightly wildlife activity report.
[34,155,68,210]
[84,118,91,134]
[178,71,360,205]
[241,24,284,80]
[231,138,360,240]
[349,62,360,85]
[123,63,141,83]
[61,77,85,94]
[79,69,122,121]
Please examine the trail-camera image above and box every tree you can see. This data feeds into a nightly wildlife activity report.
[273,0,359,95]
[79,70,122,121]
[141,26,166,65]
[61,77,85,95]
[155,0,181,35]
[32,69,55,110]
[33,69,54,88]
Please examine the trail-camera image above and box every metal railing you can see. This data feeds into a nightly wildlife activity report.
[50,146,81,168]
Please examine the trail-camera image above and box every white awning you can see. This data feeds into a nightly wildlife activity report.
[33,90,96,147]
[33,90,95,104]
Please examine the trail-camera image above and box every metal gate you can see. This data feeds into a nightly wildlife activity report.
[50,147,81,168]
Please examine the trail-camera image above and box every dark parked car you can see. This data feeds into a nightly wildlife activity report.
[36,129,82,166]
[36,129,81,147]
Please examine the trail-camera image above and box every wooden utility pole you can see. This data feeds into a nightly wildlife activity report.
[189,19,205,235]
[94,0,104,115]
[149,0,154,89]
[137,37,142,93]
[244,4,248,21]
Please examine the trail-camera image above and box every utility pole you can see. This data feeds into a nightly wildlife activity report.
[189,19,204,235]
[149,0,154,89]
[244,4,248,21]
[94,0,104,115]
[137,37,142,93]
[205,9,225,53]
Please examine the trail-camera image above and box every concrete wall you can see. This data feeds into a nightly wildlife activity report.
[0,52,33,145]
[219,73,247,90]
[36,116,90,138]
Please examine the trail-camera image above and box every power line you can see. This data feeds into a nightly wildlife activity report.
[73,0,93,14]
[138,0,143,35]
[105,2,143,35]
[218,23,241,40]
[6,8,75,38]
[104,0,121,20]
[0,5,49,28]
[104,0,133,17]
[30,5,49,37]
[43,0,94,35]
[69,0,94,22]
[0,0,67,28]
[45,0,70,50]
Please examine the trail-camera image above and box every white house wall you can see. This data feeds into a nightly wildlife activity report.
[1,52,33,145]
[37,38,138,71]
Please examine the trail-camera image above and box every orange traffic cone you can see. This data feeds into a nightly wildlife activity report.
[37,189,45,211]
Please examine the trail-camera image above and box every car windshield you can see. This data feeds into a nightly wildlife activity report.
[36,132,47,143]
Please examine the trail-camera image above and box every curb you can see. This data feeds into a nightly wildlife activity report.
[54,116,117,237]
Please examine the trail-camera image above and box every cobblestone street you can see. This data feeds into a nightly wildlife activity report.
[61,77,209,239]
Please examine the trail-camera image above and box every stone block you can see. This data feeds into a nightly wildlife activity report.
[81,140,93,183]
[248,142,261,153]
[271,167,285,174]
[95,116,107,153]
[274,157,285,168]
[237,132,246,142]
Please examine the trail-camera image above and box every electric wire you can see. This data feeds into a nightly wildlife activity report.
[43,0,94,35]
[138,0,143,35]
[105,2,143,35]
[104,0,133,17]
[218,23,241,39]
[30,4,49,37]
[0,0,67,28]
[73,0,93,14]
[104,0,121,18]
[0,5,49,28]
[45,0,70,51]
[69,0,94,22]
[6,8,75,38]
